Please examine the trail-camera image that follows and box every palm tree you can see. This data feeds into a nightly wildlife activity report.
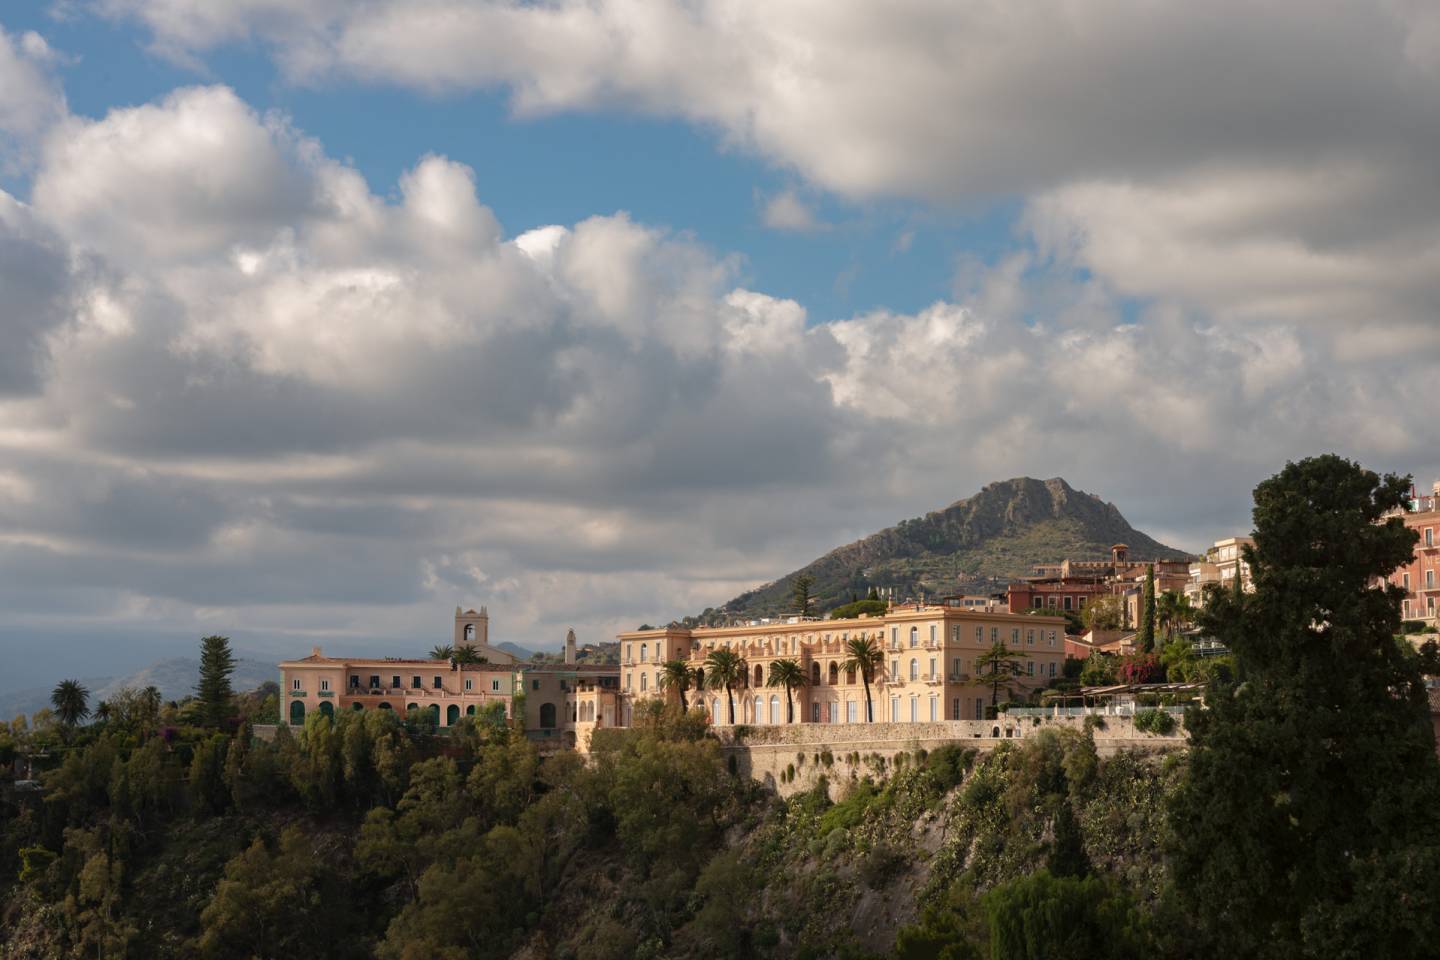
[767,658,809,723]
[975,641,1029,710]
[703,649,746,724]
[659,660,697,711]
[839,635,884,722]
[51,679,90,728]
[451,644,485,665]
[429,644,455,661]
[1157,590,1195,642]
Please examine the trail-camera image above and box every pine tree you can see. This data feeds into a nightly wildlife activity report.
[792,574,815,617]
[1168,455,1440,958]
[196,635,237,728]
[1138,565,1156,652]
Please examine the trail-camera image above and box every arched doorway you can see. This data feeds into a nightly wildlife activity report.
[539,702,557,728]
[465,704,476,716]
[426,704,440,724]
[377,701,393,711]
[289,700,305,724]
[318,700,334,718]
[446,705,460,726]
[350,701,364,711]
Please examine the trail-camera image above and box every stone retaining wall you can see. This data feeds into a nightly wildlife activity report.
[713,717,1184,798]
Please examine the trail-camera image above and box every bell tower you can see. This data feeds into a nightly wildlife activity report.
[454,605,490,648]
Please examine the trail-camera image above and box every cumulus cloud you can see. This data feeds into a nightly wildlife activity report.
[761,190,823,232]
[0,25,67,170]
[3,9,1440,666]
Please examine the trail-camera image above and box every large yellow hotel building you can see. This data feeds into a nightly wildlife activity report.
[618,603,1068,725]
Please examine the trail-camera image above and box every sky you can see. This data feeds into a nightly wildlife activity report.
[1,0,1438,689]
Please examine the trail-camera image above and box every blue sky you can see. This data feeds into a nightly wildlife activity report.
[0,1,1437,689]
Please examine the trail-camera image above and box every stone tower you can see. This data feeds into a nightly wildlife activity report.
[565,628,577,665]
[454,605,490,648]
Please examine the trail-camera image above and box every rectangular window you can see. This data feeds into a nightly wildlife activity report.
[491,679,501,692]
[1078,596,1087,608]
[976,626,984,642]
[991,627,999,642]
[411,676,421,689]
[1026,629,1035,646]
[930,698,937,722]
[532,679,540,691]
[1011,628,1020,643]
[291,678,301,690]
[929,657,936,679]
[321,679,330,691]
[1049,662,1057,678]
[953,657,962,677]
[1026,661,1035,676]
[1428,528,1435,547]
[624,673,631,690]
[812,703,821,723]
[1049,631,1056,646]
[847,701,858,723]
[909,699,917,723]
[432,676,442,689]
[952,698,960,720]
[464,679,473,691]
[891,627,898,646]
[975,698,984,720]
[1033,596,1043,608]
[349,675,359,688]
[639,645,647,662]
[625,643,631,662]
[952,625,960,643]
[891,659,899,679]
[929,625,937,644]
[1404,573,1411,590]
[369,675,380,688]
[1428,571,1436,589]
[391,675,400,688]
[891,697,900,721]
[1063,596,1073,610]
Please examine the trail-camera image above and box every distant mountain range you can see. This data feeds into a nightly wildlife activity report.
[693,477,1191,624]
[0,656,276,723]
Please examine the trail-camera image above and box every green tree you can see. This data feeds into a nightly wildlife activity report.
[1168,455,1440,958]
[1138,565,1156,652]
[1083,596,1124,632]
[50,679,90,729]
[766,658,809,723]
[450,644,484,665]
[976,642,1028,709]
[196,635,236,728]
[703,648,745,724]
[428,644,454,661]
[658,659,697,711]
[792,574,815,617]
[829,598,889,620]
[840,634,884,722]
[1155,590,1194,641]
[983,870,1145,960]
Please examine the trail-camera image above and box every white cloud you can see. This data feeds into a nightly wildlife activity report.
[0,25,67,170]
[761,189,822,232]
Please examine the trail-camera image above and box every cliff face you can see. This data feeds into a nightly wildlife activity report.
[709,477,1190,621]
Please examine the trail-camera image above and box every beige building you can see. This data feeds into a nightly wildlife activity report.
[277,616,622,750]
[1385,481,1440,628]
[1186,537,1255,606]
[618,605,1068,725]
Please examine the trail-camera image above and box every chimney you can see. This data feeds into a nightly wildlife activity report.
[565,628,577,665]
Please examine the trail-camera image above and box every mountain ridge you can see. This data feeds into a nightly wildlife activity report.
[693,476,1191,623]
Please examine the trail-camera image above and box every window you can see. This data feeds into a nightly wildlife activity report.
[624,673,631,691]
[829,662,839,685]
[910,698,917,722]
[928,657,936,679]
[891,627,898,647]
[654,642,661,661]
[291,678,301,691]
[625,643,631,662]
[975,698,984,720]
[349,675,359,688]
[391,675,400,688]
[952,698,960,720]
[976,627,984,641]
[1063,595,1073,610]
[1428,528,1435,547]
[1011,628,1020,644]
[812,703,821,723]
[847,701,858,723]
[1026,629,1035,646]
[1026,661,1035,676]
[1428,570,1436,589]
[952,657,962,677]
[991,627,999,642]
[891,659,899,679]
[909,658,919,680]
[811,662,822,685]
[639,645,647,662]
[1033,596,1043,608]
[432,676,442,689]
[464,679,473,691]
[532,679,540,691]
[930,697,937,722]
[909,626,918,648]
[1048,631,1056,646]
[1049,662,1056,677]
[640,673,648,691]
[1404,573,1411,590]
[491,679,501,692]
[411,676,421,689]
[929,625,936,645]
[952,625,960,643]
[369,675,380,688]
[846,665,857,685]
[1047,596,1057,607]
[892,697,900,721]
[1078,596,1087,608]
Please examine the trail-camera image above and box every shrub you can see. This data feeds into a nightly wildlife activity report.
[1083,715,1108,734]
[860,842,909,889]
[1133,709,1177,735]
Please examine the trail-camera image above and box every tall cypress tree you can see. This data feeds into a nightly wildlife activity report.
[1138,564,1156,652]
[1167,455,1440,958]
[197,635,237,728]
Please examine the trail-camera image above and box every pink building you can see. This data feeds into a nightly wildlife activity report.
[1386,481,1440,627]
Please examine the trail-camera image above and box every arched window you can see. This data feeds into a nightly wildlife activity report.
[712,699,720,722]
[846,666,856,685]
[811,661,821,685]
[350,701,364,711]
[289,700,305,724]
[640,673,647,691]
[377,701,392,711]
[909,627,918,647]
[465,704,476,715]
[755,696,765,724]
[770,695,781,724]
[754,664,764,687]
[464,623,475,642]
[446,704,460,726]
[406,702,418,711]
[539,702,557,729]
[640,645,647,662]
[695,667,705,688]
[828,662,839,685]
[910,658,919,680]
[318,700,334,718]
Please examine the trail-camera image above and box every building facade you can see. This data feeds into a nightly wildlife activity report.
[1385,482,1440,627]
[618,606,1068,725]
[1184,537,1255,607]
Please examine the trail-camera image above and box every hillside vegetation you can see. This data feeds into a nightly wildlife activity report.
[696,477,1191,623]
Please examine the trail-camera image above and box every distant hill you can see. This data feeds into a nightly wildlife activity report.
[0,656,276,722]
[692,477,1191,624]
[527,640,620,666]
[496,641,535,660]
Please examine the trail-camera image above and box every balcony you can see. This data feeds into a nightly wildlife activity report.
[317,690,335,698]
[948,672,971,683]
[288,690,307,698]
[925,674,943,685]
